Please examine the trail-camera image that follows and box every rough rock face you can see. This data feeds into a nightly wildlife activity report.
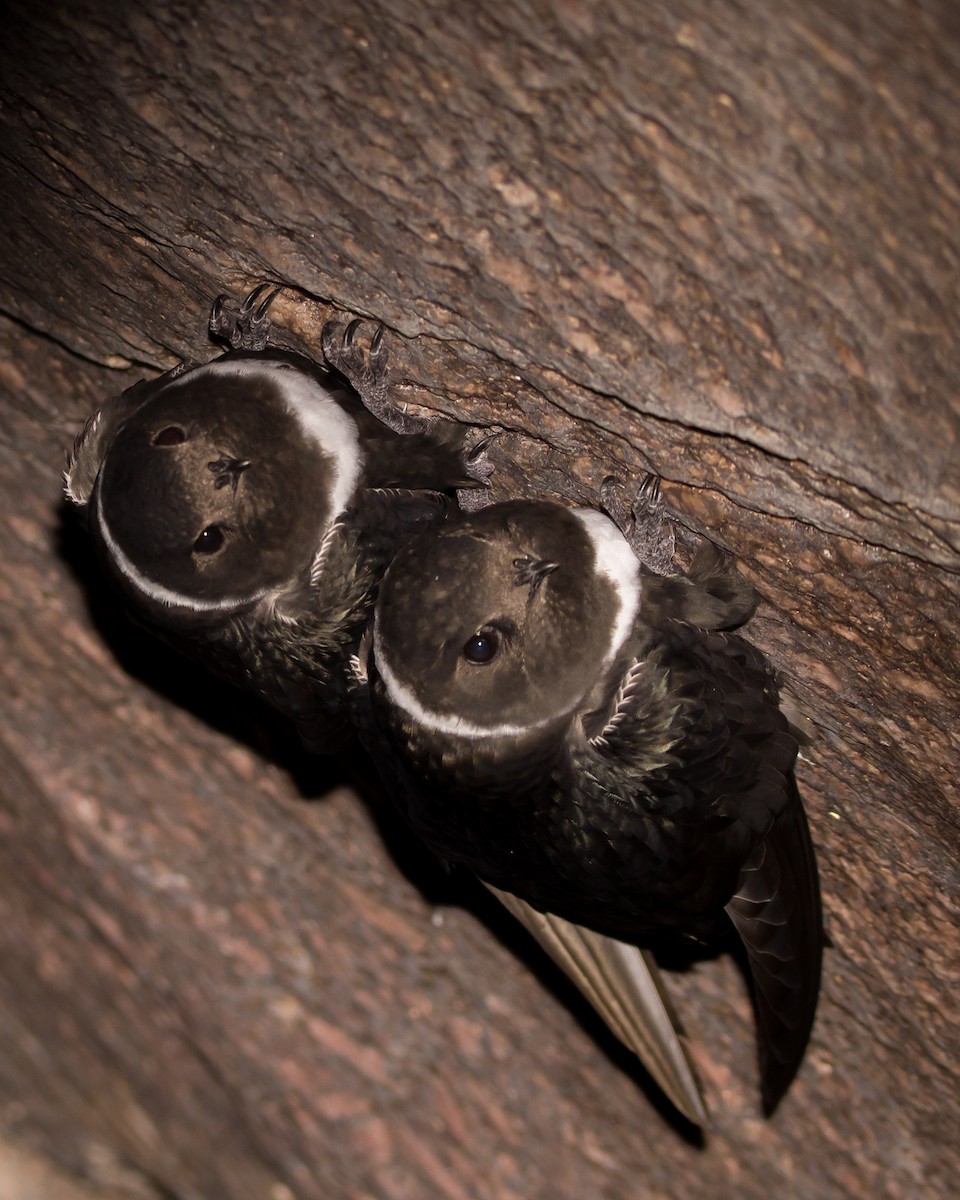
[0,2,957,1198]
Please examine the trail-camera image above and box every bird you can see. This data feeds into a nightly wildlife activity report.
[358,490,823,1117]
[63,289,709,1123]
[64,285,490,751]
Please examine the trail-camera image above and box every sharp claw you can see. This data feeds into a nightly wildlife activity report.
[635,472,663,511]
[600,472,675,574]
[209,283,279,351]
[320,320,338,359]
[466,431,499,462]
[239,281,278,314]
[253,285,281,321]
[321,318,396,425]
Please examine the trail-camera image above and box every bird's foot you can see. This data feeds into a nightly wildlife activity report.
[320,317,424,435]
[601,473,676,574]
[209,282,280,351]
[454,431,499,510]
[322,317,499,503]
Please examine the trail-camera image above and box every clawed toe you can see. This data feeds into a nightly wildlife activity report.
[454,432,499,505]
[601,472,676,574]
[632,472,663,515]
[321,319,499,490]
[321,318,389,387]
[465,431,500,477]
[209,283,280,351]
[321,317,438,438]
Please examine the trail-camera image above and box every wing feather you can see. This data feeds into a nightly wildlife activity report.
[485,883,708,1126]
[725,782,823,1113]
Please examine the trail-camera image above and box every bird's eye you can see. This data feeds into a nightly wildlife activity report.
[193,525,225,555]
[463,628,500,665]
[153,426,186,446]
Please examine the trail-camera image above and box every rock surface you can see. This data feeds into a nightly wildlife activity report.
[0,2,957,1197]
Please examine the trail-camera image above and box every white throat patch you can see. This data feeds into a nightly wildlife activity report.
[572,508,642,669]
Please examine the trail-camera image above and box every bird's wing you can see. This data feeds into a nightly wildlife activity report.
[585,626,822,1112]
[725,780,823,1114]
[639,542,759,632]
[483,882,708,1127]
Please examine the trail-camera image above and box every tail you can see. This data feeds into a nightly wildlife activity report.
[725,783,823,1114]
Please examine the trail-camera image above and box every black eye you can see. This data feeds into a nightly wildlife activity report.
[153,426,186,446]
[193,525,225,555]
[463,628,500,665]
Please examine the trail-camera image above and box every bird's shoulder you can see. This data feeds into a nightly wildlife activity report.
[570,619,797,841]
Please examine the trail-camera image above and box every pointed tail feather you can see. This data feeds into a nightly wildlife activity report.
[484,883,708,1126]
[725,784,823,1114]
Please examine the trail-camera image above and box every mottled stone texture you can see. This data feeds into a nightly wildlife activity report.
[0,1,956,1197]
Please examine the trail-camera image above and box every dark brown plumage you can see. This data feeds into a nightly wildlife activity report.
[64,291,487,750]
[365,499,822,1113]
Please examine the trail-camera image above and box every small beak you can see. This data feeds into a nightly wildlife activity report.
[513,555,559,594]
[208,455,252,493]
